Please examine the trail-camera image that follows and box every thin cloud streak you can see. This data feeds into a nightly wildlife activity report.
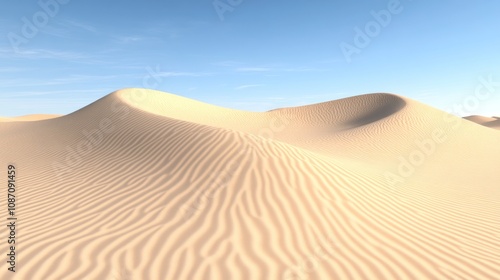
[236,67,272,72]
[235,66,323,73]
[235,84,263,90]
[0,74,137,87]
[156,71,213,77]
[0,89,113,98]
[61,19,97,32]
[0,48,87,60]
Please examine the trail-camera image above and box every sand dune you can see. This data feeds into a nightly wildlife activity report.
[1,89,499,279]
[464,115,496,124]
[465,115,500,130]
[484,119,500,129]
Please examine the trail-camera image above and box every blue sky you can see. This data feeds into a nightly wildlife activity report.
[1,0,499,117]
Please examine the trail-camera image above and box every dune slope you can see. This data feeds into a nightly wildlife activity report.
[0,89,499,280]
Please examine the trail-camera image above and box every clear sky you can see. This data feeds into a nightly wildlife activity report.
[1,0,499,117]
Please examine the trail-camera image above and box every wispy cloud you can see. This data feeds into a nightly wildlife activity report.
[235,84,263,90]
[37,19,98,39]
[0,48,87,60]
[61,19,97,33]
[0,74,138,88]
[282,67,320,72]
[0,88,112,98]
[236,67,272,72]
[113,36,145,44]
[39,25,72,39]
[0,47,112,65]
[212,60,240,67]
[235,66,322,73]
[264,97,287,100]
[156,71,212,77]
[51,74,139,82]
[214,60,324,73]
[0,67,29,73]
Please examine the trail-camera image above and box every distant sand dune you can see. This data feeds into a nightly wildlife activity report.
[484,119,500,129]
[464,115,500,130]
[1,89,499,279]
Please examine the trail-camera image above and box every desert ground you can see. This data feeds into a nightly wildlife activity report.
[1,89,499,279]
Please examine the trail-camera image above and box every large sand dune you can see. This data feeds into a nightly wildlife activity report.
[1,89,499,279]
